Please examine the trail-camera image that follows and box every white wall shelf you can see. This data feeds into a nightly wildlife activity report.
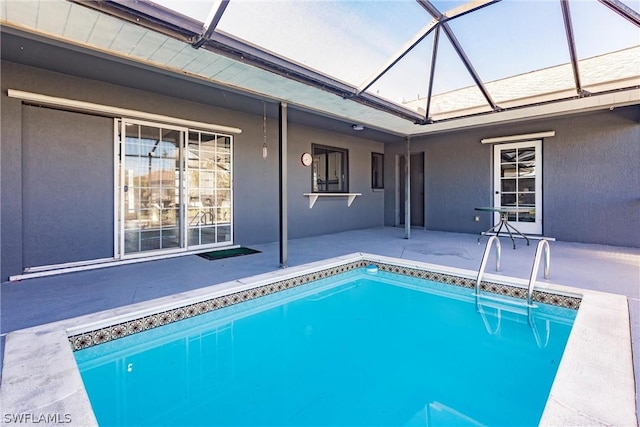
[303,193,362,209]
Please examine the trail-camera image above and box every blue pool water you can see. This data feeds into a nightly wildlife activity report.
[75,268,576,426]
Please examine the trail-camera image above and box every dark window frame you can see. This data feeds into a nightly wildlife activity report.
[311,144,349,193]
[371,152,384,189]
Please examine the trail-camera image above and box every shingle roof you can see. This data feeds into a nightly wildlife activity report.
[404,46,640,121]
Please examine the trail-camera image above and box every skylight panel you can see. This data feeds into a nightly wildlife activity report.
[570,0,640,60]
[569,0,640,90]
[365,32,436,109]
[443,0,578,109]
[447,0,571,84]
[428,34,494,118]
[430,27,486,96]
[216,1,429,87]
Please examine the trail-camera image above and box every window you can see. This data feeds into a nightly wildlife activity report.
[312,144,348,192]
[371,152,384,189]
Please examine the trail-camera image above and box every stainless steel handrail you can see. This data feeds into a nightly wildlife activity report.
[528,306,550,348]
[527,239,550,305]
[475,235,501,295]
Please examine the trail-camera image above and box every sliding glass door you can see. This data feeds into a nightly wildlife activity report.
[117,120,233,258]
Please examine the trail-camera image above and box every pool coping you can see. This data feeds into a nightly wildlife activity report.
[1,253,636,426]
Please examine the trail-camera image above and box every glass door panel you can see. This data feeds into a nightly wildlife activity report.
[214,135,232,244]
[122,121,183,255]
[187,132,233,248]
[494,141,542,235]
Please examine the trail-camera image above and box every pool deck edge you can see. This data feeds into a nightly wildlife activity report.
[0,330,98,427]
[540,290,637,426]
[1,253,636,426]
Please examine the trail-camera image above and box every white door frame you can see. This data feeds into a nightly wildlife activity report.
[493,140,543,235]
[115,119,235,259]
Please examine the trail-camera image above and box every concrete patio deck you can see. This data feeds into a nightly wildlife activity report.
[1,227,638,422]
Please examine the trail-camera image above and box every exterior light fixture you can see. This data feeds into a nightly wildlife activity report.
[352,124,365,131]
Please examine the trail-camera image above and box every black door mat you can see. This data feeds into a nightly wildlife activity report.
[197,247,261,261]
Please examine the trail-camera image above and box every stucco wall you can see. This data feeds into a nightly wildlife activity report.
[384,137,491,234]
[384,108,640,247]
[0,61,384,280]
[287,123,384,238]
[543,108,640,246]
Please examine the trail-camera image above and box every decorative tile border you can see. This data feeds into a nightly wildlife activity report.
[370,261,582,310]
[68,258,580,351]
[69,260,366,351]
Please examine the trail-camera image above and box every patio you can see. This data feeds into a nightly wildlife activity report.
[1,226,639,418]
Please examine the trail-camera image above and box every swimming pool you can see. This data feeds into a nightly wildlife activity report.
[73,265,576,426]
[1,253,636,426]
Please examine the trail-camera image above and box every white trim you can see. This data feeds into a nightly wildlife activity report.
[481,131,555,144]
[10,245,240,281]
[395,154,401,226]
[23,257,118,273]
[118,119,126,259]
[181,129,189,249]
[120,245,188,261]
[121,117,189,132]
[114,119,121,259]
[7,89,242,134]
[228,133,235,244]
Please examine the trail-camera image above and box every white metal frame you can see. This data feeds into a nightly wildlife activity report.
[113,119,121,259]
[116,119,235,260]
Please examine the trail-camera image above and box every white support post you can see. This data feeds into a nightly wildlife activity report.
[279,102,288,268]
[405,136,411,239]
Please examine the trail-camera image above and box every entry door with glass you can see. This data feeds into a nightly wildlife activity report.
[493,140,542,235]
[118,120,233,258]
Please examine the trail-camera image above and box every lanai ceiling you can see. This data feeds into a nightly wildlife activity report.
[1,0,639,137]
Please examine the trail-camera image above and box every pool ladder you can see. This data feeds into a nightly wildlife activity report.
[475,235,501,295]
[528,239,550,305]
[476,237,550,306]
[475,299,550,348]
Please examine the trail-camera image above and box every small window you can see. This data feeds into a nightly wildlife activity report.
[312,144,348,192]
[371,152,384,189]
